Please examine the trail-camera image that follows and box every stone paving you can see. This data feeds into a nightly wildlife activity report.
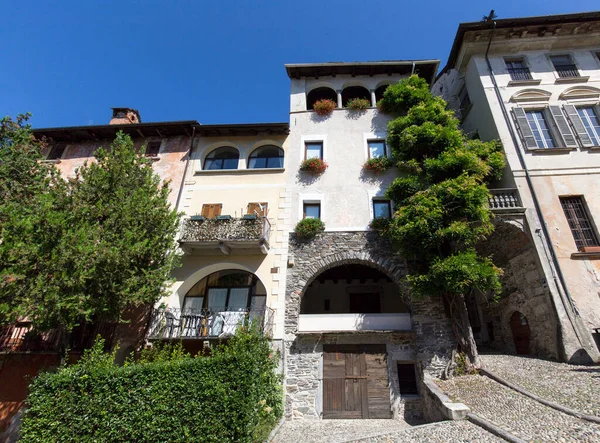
[438,374,600,442]
[271,419,501,443]
[346,420,503,442]
[481,354,600,417]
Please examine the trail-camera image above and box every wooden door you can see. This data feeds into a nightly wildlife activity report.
[510,311,531,355]
[323,345,391,419]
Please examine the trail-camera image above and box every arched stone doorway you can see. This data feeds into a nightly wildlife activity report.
[510,311,531,355]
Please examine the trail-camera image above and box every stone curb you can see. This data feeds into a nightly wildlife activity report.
[466,412,527,443]
[266,417,287,443]
[336,421,451,443]
[480,368,600,425]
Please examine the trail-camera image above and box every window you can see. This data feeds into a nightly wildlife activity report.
[526,110,556,149]
[46,143,66,160]
[144,141,161,157]
[550,55,579,78]
[248,145,284,169]
[505,58,532,81]
[203,147,239,170]
[373,200,391,219]
[303,203,321,219]
[375,85,390,103]
[201,203,222,218]
[560,196,599,251]
[458,84,471,116]
[397,363,418,396]
[368,140,386,159]
[577,107,600,146]
[305,142,323,160]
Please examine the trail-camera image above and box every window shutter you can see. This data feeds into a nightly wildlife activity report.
[549,106,578,148]
[201,204,222,218]
[512,107,538,149]
[563,104,593,147]
[247,202,268,217]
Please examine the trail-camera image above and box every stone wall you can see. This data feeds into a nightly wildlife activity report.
[283,231,456,419]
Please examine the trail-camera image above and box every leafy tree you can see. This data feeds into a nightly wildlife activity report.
[0,116,181,354]
[380,76,505,369]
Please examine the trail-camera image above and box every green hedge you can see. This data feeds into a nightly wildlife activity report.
[20,327,282,442]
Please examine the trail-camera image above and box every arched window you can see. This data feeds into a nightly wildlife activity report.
[248,145,284,169]
[306,87,337,110]
[203,147,239,170]
[375,84,390,103]
[342,86,370,107]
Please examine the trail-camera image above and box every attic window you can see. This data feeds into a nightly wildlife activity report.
[145,141,161,157]
[46,143,66,160]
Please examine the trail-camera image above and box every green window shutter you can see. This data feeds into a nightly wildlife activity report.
[563,104,593,147]
[549,106,578,148]
[512,107,538,149]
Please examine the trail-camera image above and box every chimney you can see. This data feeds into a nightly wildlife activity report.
[109,108,141,125]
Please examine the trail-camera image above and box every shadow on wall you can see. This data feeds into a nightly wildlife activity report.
[295,170,322,187]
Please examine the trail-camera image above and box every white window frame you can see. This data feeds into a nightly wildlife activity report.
[525,108,558,149]
[298,192,323,223]
[368,190,393,221]
[301,134,327,162]
[363,132,388,161]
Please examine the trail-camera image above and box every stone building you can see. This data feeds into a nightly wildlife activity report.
[434,11,600,363]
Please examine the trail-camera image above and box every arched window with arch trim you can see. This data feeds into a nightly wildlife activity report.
[375,84,390,103]
[342,86,370,107]
[203,146,239,170]
[248,145,284,169]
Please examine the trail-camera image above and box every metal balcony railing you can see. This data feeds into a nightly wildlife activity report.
[147,307,274,340]
[507,67,533,81]
[555,65,580,78]
[179,217,271,244]
[488,188,523,211]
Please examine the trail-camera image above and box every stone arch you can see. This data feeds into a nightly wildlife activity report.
[559,85,600,100]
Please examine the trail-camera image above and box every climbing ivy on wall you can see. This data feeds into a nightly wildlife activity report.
[380,76,506,368]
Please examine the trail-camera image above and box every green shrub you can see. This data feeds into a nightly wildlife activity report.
[294,218,325,240]
[20,327,282,443]
[369,217,391,232]
[346,97,370,110]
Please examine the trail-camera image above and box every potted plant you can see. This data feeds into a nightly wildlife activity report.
[313,99,336,116]
[295,218,325,240]
[346,97,371,111]
[362,156,393,173]
[300,158,328,174]
[369,217,391,232]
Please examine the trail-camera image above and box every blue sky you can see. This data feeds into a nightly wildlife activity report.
[2,0,598,128]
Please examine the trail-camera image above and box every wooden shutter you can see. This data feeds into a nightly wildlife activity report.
[247,202,268,217]
[549,106,578,148]
[512,107,538,149]
[563,104,594,147]
[201,204,222,218]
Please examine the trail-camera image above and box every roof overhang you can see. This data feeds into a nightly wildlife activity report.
[441,11,600,75]
[192,123,289,137]
[285,60,440,85]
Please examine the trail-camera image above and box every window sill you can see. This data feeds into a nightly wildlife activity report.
[554,76,590,84]
[528,147,576,154]
[571,251,600,260]
[507,79,541,87]
[41,159,61,164]
[584,146,600,151]
[194,168,285,175]
[145,156,160,162]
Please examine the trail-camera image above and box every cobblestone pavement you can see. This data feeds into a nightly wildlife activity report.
[271,419,411,443]
[438,374,600,442]
[481,354,600,417]
[347,420,503,442]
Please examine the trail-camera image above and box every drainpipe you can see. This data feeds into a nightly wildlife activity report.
[482,18,594,359]
[175,125,196,210]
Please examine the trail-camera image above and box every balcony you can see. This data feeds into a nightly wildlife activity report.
[507,67,533,81]
[298,313,412,333]
[488,188,525,214]
[179,216,271,255]
[147,307,274,340]
[555,65,580,79]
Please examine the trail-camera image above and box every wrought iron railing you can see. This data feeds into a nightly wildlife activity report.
[555,65,580,78]
[147,307,274,340]
[508,67,533,81]
[488,188,523,210]
[179,217,271,244]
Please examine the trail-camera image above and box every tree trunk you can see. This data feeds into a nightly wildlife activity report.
[443,292,481,370]
[56,325,69,367]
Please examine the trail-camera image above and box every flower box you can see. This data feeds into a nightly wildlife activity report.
[362,157,393,173]
[300,158,328,174]
[312,99,336,116]
[346,97,370,111]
